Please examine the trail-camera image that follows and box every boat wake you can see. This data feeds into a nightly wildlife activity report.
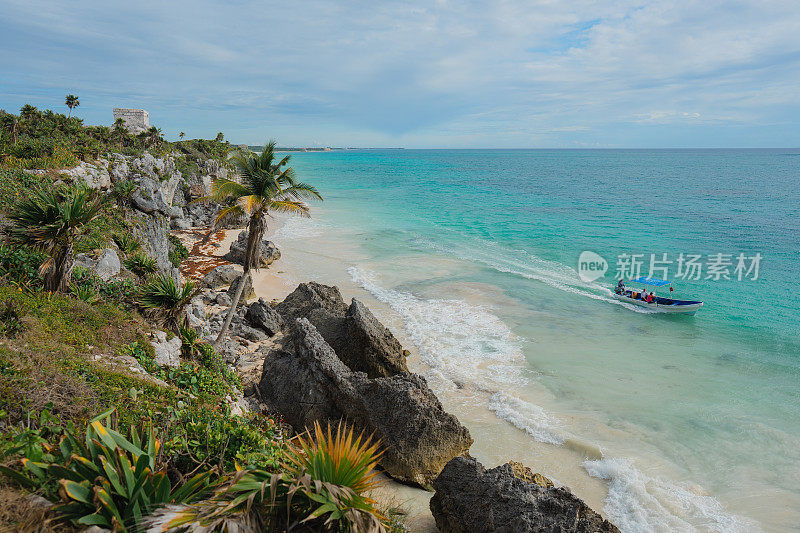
[348,265,754,533]
[413,235,656,314]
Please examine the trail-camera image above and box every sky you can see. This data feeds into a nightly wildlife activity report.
[1,0,799,148]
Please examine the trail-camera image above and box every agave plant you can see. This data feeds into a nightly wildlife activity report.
[144,421,386,533]
[15,409,214,531]
[8,185,107,292]
[124,251,157,278]
[70,282,100,304]
[285,421,385,528]
[138,274,198,331]
[112,231,141,254]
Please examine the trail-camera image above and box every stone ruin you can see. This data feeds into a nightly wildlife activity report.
[113,108,149,134]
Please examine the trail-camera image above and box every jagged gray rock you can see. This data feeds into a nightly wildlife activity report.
[151,331,181,368]
[430,456,619,533]
[245,298,284,336]
[275,283,408,377]
[202,264,240,288]
[227,274,255,304]
[259,318,472,486]
[224,230,281,267]
[346,299,409,377]
[95,248,121,281]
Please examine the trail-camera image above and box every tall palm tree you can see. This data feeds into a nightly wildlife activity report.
[179,131,185,140]
[8,186,107,292]
[65,94,80,118]
[204,140,322,345]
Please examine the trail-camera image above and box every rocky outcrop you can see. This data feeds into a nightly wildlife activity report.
[73,248,121,281]
[151,331,181,368]
[258,318,472,486]
[201,264,239,288]
[346,299,408,377]
[274,283,408,378]
[430,456,619,533]
[245,298,284,336]
[224,230,281,268]
[227,274,255,303]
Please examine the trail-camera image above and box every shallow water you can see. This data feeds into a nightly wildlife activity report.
[270,149,800,532]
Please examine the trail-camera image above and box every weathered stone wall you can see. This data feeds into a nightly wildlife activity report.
[113,108,149,134]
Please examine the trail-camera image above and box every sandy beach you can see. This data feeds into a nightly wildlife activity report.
[177,212,614,532]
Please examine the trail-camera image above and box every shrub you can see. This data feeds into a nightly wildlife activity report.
[0,300,25,337]
[168,234,189,268]
[148,421,387,532]
[111,231,141,254]
[137,274,197,331]
[0,243,46,286]
[123,251,157,278]
[8,409,215,531]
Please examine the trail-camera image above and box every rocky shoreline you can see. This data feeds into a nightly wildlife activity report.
[57,149,617,532]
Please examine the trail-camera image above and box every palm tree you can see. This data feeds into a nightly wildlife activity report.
[179,131,185,140]
[203,140,322,345]
[138,274,199,331]
[8,186,107,292]
[65,94,80,118]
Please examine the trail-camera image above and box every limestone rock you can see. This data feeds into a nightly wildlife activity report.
[227,274,255,304]
[245,298,284,336]
[151,331,181,368]
[430,456,619,533]
[509,460,554,488]
[95,248,121,281]
[259,318,472,486]
[275,283,408,378]
[201,264,239,288]
[346,299,409,377]
[224,230,281,268]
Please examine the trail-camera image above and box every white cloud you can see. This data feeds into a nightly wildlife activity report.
[1,0,799,146]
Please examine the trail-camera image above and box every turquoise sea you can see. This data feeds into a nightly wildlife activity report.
[276,149,800,532]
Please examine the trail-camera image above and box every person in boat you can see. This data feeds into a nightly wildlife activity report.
[646,292,655,303]
[616,279,625,294]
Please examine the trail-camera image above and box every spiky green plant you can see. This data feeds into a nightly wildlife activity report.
[199,140,322,346]
[123,251,156,278]
[8,186,107,292]
[144,421,386,533]
[138,274,198,331]
[12,409,214,531]
[70,282,100,304]
[111,180,137,209]
[112,231,141,254]
[285,421,385,527]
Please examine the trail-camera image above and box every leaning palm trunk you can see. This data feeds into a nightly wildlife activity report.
[214,215,264,346]
[44,244,72,292]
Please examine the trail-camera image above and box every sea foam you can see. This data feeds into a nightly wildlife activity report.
[583,457,760,533]
[348,265,525,390]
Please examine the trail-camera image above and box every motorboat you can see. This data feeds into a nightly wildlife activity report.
[613,276,703,315]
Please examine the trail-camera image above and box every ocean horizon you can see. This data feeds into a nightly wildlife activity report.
[268,147,800,532]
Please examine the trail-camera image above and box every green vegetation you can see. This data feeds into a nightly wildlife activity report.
[168,233,189,268]
[8,186,108,291]
[64,95,79,118]
[123,251,157,278]
[137,274,198,331]
[0,105,395,532]
[207,140,323,344]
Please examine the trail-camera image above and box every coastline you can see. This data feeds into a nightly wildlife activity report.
[184,213,613,530]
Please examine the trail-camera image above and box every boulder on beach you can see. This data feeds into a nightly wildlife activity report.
[224,229,281,268]
[430,456,619,533]
[245,298,284,336]
[258,318,472,486]
[227,274,255,304]
[275,282,409,377]
[201,264,239,288]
